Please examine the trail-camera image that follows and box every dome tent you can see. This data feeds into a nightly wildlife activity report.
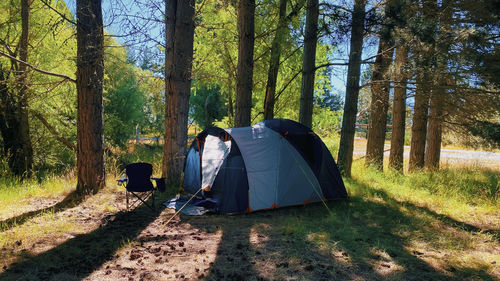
[182,119,348,214]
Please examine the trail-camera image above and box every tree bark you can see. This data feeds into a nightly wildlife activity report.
[298,0,319,128]
[162,0,195,187]
[424,0,451,170]
[263,0,287,121]
[408,73,429,172]
[388,44,408,172]
[424,88,444,170]
[15,0,33,177]
[76,0,105,194]
[365,35,394,170]
[337,0,366,177]
[234,0,255,127]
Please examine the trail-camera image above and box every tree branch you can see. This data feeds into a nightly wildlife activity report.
[39,0,77,26]
[32,112,76,151]
[0,51,76,83]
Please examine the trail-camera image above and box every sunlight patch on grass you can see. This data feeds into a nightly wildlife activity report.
[0,211,83,266]
[0,174,75,220]
[349,161,499,230]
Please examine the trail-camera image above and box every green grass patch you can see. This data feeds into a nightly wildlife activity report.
[0,174,75,220]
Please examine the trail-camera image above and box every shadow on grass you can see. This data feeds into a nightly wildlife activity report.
[0,191,84,231]
[186,179,497,280]
[0,201,162,280]
[356,178,500,241]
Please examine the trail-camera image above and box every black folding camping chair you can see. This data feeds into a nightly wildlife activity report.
[117,162,166,211]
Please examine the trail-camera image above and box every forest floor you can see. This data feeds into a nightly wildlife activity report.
[0,146,499,280]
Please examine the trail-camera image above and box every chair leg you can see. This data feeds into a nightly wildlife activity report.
[152,189,155,209]
[126,191,129,210]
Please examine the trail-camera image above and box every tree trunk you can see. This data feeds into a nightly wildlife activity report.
[337,0,366,177]
[365,35,394,170]
[424,0,451,170]
[162,0,195,187]
[388,44,408,172]
[234,0,255,127]
[424,88,443,170]
[298,0,319,128]
[408,73,429,172]
[263,0,287,121]
[76,0,105,194]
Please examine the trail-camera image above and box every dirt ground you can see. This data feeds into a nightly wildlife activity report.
[1,185,499,281]
[1,190,345,281]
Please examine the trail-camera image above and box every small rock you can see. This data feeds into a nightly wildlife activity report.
[163,270,169,274]
[178,241,185,247]
[199,249,206,254]
[15,240,22,246]
[381,263,391,268]
[491,261,496,264]
[105,269,112,275]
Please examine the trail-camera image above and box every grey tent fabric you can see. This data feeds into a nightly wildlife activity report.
[180,119,348,214]
[226,123,322,211]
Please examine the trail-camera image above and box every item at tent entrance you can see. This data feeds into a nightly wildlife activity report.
[179,119,348,214]
[117,162,165,211]
[164,195,218,215]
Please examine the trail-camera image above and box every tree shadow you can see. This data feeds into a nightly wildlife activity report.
[0,203,162,280]
[0,190,84,231]
[354,178,500,241]
[187,180,497,280]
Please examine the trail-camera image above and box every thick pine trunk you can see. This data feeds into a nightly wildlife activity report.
[76,0,105,194]
[388,45,408,172]
[162,0,195,187]
[298,0,319,128]
[424,0,451,170]
[365,34,394,170]
[263,0,287,120]
[408,73,429,172]
[234,0,255,127]
[424,90,443,170]
[337,0,366,177]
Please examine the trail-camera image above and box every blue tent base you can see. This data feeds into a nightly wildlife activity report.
[164,195,218,216]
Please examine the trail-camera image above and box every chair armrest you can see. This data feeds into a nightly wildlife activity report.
[151,177,166,192]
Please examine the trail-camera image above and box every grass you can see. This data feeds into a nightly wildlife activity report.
[0,142,499,280]
[0,174,76,221]
[276,163,499,279]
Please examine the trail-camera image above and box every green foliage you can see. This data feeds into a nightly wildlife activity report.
[467,120,500,148]
[190,84,227,129]
[193,0,332,125]
[0,0,77,175]
[103,43,146,148]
